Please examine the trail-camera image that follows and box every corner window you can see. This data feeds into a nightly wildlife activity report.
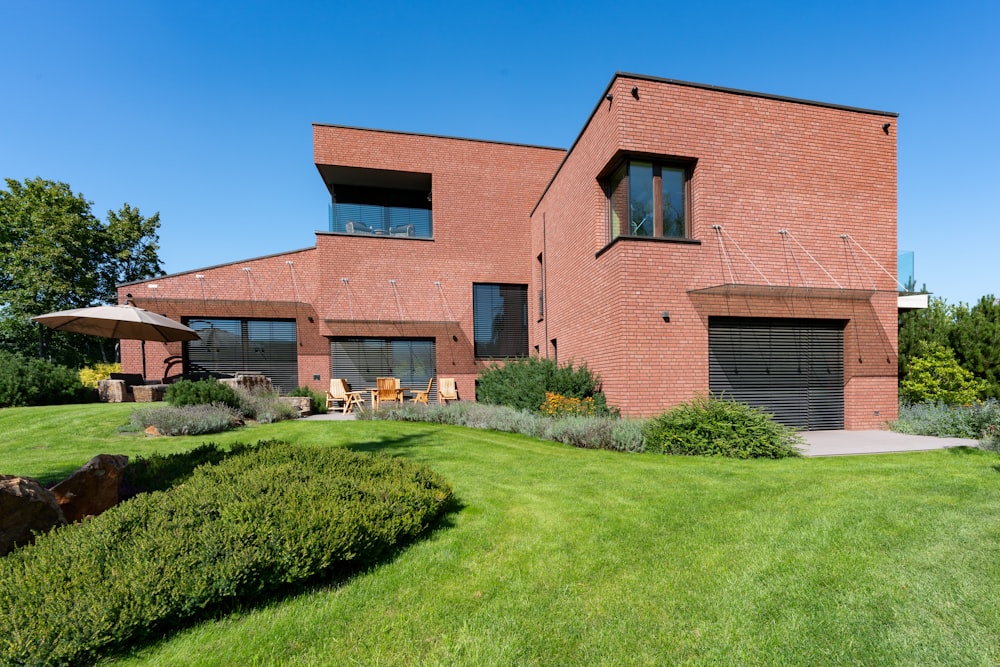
[473,284,528,358]
[607,160,689,241]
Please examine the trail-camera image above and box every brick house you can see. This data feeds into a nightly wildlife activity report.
[119,72,900,429]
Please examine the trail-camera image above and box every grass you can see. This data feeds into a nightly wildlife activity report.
[2,403,1000,665]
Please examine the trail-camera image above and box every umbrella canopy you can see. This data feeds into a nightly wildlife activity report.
[32,305,200,380]
[32,305,200,343]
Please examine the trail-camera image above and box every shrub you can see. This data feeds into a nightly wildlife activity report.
[540,392,596,417]
[78,362,121,388]
[899,342,988,405]
[120,442,258,499]
[0,442,453,667]
[127,403,241,436]
[476,356,610,414]
[290,386,329,414]
[642,394,803,459]
[363,401,645,452]
[0,350,94,407]
[891,399,1000,439]
[164,377,240,410]
[234,386,300,423]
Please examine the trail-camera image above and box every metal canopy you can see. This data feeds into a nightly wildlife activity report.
[689,284,876,301]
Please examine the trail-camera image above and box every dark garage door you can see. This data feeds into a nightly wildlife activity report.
[709,317,844,430]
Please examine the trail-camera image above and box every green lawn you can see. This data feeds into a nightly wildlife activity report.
[3,404,999,666]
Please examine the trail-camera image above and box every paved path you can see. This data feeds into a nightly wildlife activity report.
[800,430,976,456]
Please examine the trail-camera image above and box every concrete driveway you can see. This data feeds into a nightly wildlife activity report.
[801,430,977,456]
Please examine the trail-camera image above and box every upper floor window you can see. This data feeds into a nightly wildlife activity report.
[473,283,529,359]
[607,160,689,241]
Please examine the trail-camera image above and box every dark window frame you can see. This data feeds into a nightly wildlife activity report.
[473,283,529,359]
[604,156,693,243]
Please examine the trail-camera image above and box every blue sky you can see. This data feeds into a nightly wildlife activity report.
[2,1,997,305]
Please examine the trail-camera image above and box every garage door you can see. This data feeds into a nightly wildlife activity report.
[709,317,844,430]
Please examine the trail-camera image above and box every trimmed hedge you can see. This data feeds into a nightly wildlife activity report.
[643,394,803,459]
[0,442,453,666]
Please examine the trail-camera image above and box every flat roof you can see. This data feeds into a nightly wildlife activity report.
[311,122,566,154]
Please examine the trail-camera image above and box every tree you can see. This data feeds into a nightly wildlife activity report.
[0,177,163,367]
[899,342,987,405]
[100,203,163,304]
[898,296,952,377]
[950,295,1000,399]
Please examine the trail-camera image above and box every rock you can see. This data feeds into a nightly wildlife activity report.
[281,395,312,417]
[0,475,67,556]
[50,454,129,523]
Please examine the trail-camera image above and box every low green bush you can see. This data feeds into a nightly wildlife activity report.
[0,442,453,667]
[0,350,94,407]
[290,386,329,414]
[233,386,300,423]
[164,377,240,410]
[120,442,257,499]
[364,401,644,452]
[642,394,803,459]
[891,400,1000,440]
[476,356,611,414]
[126,403,241,436]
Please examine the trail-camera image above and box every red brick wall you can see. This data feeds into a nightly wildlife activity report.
[532,75,898,428]
[120,128,565,400]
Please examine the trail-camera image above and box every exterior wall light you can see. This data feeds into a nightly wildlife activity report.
[661,311,670,322]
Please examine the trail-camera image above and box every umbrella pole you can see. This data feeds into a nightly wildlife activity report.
[141,340,147,381]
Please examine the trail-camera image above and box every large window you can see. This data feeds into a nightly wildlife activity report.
[474,284,529,358]
[330,338,436,404]
[184,318,298,393]
[607,160,689,240]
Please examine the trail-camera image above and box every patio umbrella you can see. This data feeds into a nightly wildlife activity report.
[32,304,200,379]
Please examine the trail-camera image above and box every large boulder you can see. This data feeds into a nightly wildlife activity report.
[50,454,129,523]
[0,475,67,556]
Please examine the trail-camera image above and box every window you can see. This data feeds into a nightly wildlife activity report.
[607,160,689,240]
[184,318,298,392]
[330,338,436,404]
[473,284,529,358]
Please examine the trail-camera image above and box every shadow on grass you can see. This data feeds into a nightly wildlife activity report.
[344,427,451,459]
[947,445,987,456]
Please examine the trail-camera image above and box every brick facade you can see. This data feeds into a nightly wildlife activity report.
[120,73,898,429]
[530,75,898,428]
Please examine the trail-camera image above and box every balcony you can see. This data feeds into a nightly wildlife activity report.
[329,202,432,238]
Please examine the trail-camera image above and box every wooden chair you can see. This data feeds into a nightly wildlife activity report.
[409,378,434,404]
[326,378,363,413]
[438,378,458,404]
[372,377,404,409]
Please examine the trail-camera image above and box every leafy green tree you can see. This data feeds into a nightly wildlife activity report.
[898,296,953,377]
[899,342,987,405]
[100,203,163,304]
[0,178,163,367]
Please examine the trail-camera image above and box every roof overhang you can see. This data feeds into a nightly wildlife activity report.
[688,284,876,300]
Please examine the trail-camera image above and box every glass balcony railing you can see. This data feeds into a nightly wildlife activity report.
[329,203,432,238]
